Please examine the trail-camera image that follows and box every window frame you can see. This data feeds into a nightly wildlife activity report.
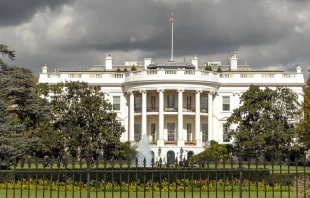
[113,96,121,111]
[222,96,230,111]
[223,123,230,142]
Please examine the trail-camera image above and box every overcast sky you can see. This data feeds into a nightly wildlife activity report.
[1,0,310,76]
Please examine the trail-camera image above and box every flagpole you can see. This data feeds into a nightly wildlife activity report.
[171,12,174,62]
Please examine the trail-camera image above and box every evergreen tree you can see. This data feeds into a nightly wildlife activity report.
[123,67,128,72]
[116,67,121,72]
[217,66,222,72]
[227,85,300,159]
[131,65,137,71]
[0,45,48,161]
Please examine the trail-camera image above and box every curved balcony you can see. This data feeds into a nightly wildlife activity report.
[124,69,218,84]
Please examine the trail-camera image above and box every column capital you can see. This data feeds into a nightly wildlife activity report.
[157,89,165,93]
[139,90,146,94]
[127,91,133,95]
[177,89,184,92]
[195,90,202,94]
[209,91,215,95]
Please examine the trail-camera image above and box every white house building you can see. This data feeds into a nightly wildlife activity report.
[39,52,305,164]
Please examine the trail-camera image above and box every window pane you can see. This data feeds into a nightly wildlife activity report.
[223,124,230,142]
[113,96,120,110]
[202,124,208,142]
[223,96,230,111]
[134,124,141,142]
[167,95,175,108]
[187,123,192,141]
[151,123,156,141]
[201,96,208,109]
[134,96,141,112]
[223,96,230,103]
[167,123,175,141]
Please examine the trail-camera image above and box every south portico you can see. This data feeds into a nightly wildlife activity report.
[125,83,219,153]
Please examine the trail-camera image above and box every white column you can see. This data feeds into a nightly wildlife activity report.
[141,90,147,139]
[129,92,135,142]
[157,89,164,146]
[208,92,213,142]
[177,89,184,146]
[195,90,202,147]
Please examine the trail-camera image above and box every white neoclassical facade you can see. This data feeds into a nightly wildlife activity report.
[39,53,305,163]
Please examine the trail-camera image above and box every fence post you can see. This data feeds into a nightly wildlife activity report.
[86,153,92,198]
[237,153,243,198]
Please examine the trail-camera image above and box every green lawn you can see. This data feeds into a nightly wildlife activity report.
[0,190,300,198]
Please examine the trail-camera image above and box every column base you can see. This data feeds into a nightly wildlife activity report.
[157,139,165,147]
[177,139,184,147]
[195,139,202,147]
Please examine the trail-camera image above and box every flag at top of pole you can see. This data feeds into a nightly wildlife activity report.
[169,12,174,62]
[169,14,173,23]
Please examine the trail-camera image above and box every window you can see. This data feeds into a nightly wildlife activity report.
[134,96,141,112]
[69,74,81,78]
[167,95,175,108]
[151,96,156,110]
[201,96,208,112]
[89,74,102,78]
[240,74,247,78]
[187,123,192,141]
[202,124,208,142]
[151,123,156,141]
[220,74,231,78]
[186,96,192,110]
[222,96,230,111]
[113,96,120,111]
[134,124,141,142]
[223,124,230,142]
[167,123,175,141]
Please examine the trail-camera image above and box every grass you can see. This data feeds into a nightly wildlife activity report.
[0,190,300,198]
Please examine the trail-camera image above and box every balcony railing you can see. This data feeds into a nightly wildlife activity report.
[134,107,208,113]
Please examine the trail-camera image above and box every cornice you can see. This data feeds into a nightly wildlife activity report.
[220,83,305,87]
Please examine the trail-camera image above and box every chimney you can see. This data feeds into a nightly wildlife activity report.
[42,64,48,73]
[144,58,152,69]
[191,55,198,69]
[296,65,302,73]
[105,54,113,70]
[230,52,238,70]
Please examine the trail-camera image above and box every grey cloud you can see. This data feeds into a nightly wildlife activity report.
[0,0,76,27]
[1,0,310,75]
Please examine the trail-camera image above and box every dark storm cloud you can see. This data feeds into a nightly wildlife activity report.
[57,1,293,60]
[0,0,76,26]
[1,0,310,74]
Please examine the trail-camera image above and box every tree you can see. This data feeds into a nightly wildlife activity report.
[191,141,229,163]
[227,85,300,159]
[123,67,128,72]
[131,65,137,71]
[35,81,130,159]
[204,65,212,71]
[0,45,48,161]
[217,66,222,72]
[297,78,310,149]
[116,67,121,72]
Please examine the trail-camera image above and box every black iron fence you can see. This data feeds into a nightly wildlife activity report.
[0,155,310,198]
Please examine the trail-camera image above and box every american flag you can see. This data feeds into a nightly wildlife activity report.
[169,16,173,23]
